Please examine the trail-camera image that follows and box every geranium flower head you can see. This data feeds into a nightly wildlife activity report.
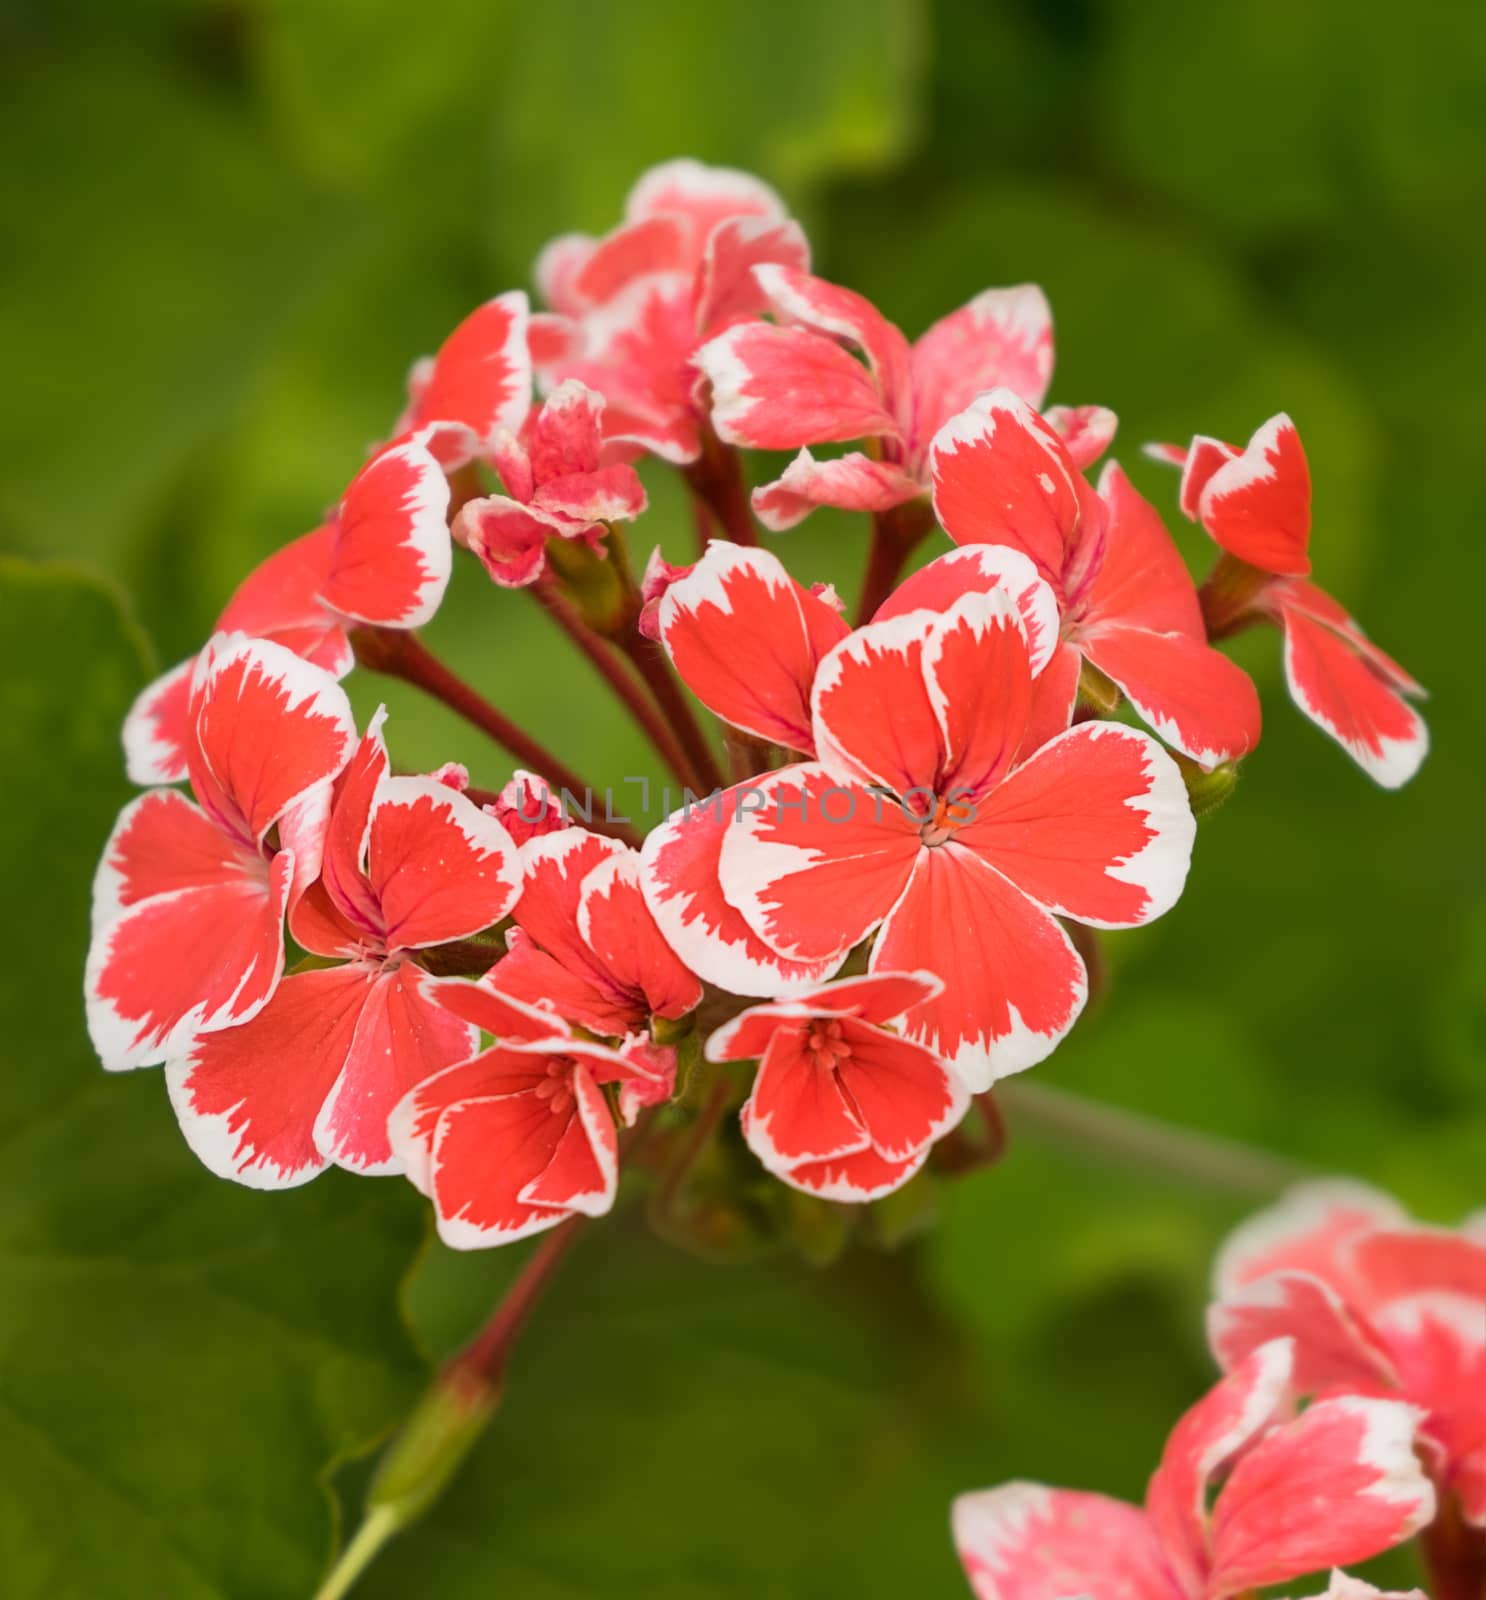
[952,1338,1436,1600]
[696,265,1062,530]
[707,971,967,1200]
[1209,1179,1486,1525]
[532,157,810,464]
[930,388,1262,769]
[164,711,521,1186]
[1148,415,1427,786]
[87,633,357,1071]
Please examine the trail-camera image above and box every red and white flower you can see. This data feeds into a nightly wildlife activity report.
[696,264,1068,530]
[1148,414,1427,786]
[931,389,1262,769]
[486,768,570,846]
[1209,1179,1486,1526]
[705,585,1195,1089]
[389,981,663,1247]
[87,634,357,1072]
[164,713,521,1187]
[952,1338,1436,1600]
[395,290,533,470]
[706,971,967,1200]
[533,157,810,464]
[454,379,646,587]
[490,827,703,1038]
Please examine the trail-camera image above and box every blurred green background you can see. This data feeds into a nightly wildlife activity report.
[2,0,1483,1595]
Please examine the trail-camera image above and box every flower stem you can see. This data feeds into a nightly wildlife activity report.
[1419,1493,1486,1600]
[312,1221,584,1600]
[350,627,641,848]
[614,630,726,796]
[855,500,935,624]
[682,423,757,548]
[998,1081,1306,1199]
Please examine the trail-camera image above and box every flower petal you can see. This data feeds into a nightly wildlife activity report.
[751,449,921,532]
[922,590,1034,798]
[577,849,703,1022]
[1209,1397,1435,1594]
[746,1103,928,1202]
[872,845,1088,1091]
[719,765,921,965]
[929,388,1081,582]
[1145,1337,1296,1597]
[625,158,786,235]
[1046,404,1118,470]
[367,775,520,951]
[911,284,1055,449]
[952,1484,1178,1600]
[1081,624,1262,769]
[456,494,560,588]
[122,659,195,785]
[1212,1179,1407,1299]
[744,1026,871,1168]
[695,215,811,332]
[571,217,691,307]
[318,437,452,627]
[1198,413,1313,576]
[164,963,373,1188]
[86,856,290,1072]
[639,781,844,998]
[659,541,848,754]
[92,788,249,930]
[516,1060,618,1218]
[312,963,478,1174]
[1279,603,1428,787]
[1083,462,1205,638]
[836,1016,967,1161]
[958,722,1195,929]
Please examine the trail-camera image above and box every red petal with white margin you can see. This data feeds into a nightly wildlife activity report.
[488,768,568,846]
[639,782,844,998]
[1277,581,1424,696]
[187,634,357,849]
[923,591,1034,798]
[1213,1180,1406,1299]
[699,322,900,451]
[952,1484,1179,1600]
[1178,436,1240,521]
[695,215,811,332]
[1145,1337,1296,1598]
[743,1099,928,1203]
[1046,404,1118,470]
[1347,1226,1486,1311]
[719,765,921,965]
[751,449,921,532]
[319,438,452,627]
[491,928,629,1036]
[1208,1397,1435,1594]
[835,1016,967,1160]
[809,613,942,794]
[399,291,532,468]
[456,494,559,588]
[312,962,478,1174]
[1280,605,1428,787]
[1082,624,1262,769]
[703,972,942,1063]
[513,829,627,987]
[92,788,251,929]
[525,378,605,478]
[872,845,1088,1091]
[517,1053,620,1215]
[1300,1575,1430,1600]
[929,389,1081,582]
[960,722,1195,928]
[367,775,519,951]
[572,217,691,307]
[577,850,703,1022]
[536,464,646,526]
[1198,413,1313,576]
[744,1026,872,1168]
[1083,463,1205,638]
[625,157,787,241]
[86,853,291,1072]
[659,541,848,754]
[217,525,348,665]
[1209,1271,1400,1397]
[875,544,1061,679]
[533,232,595,317]
[910,284,1055,449]
[753,265,913,418]
[122,659,197,786]
[294,716,388,955]
[1023,640,1081,757]
[165,963,373,1188]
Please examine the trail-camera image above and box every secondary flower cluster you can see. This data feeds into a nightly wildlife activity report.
[86,158,1429,1250]
[953,1180,1486,1599]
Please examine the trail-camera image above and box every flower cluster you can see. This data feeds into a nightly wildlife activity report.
[953,1180,1485,1599]
[86,157,1429,1254]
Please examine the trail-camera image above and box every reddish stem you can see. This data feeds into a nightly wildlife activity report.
[683,423,757,548]
[615,630,726,795]
[448,1219,584,1392]
[855,499,936,624]
[351,627,641,848]
[1420,1495,1486,1600]
[1198,552,1272,641]
[531,581,700,790]
[931,1090,1009,1177]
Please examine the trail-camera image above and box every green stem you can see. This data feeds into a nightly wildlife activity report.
[313,1506,401,1600]
[998,1081,1305,1199]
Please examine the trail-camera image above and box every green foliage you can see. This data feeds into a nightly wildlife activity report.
[1,0,1481,1594]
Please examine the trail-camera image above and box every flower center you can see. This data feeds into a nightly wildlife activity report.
[919,792,973,848]
[532,1056,576,1117]
[805,1018,852,1072]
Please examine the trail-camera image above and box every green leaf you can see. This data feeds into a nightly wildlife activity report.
[0,560,425,1600]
